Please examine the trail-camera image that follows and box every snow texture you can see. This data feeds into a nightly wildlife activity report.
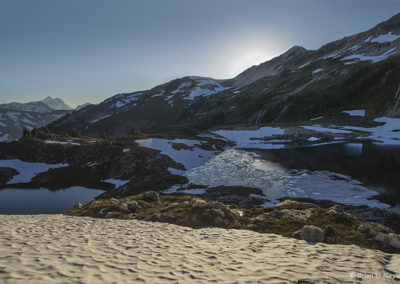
[0,159,69,184]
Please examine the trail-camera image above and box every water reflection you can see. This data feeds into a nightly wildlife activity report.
[0,186,103,214]
[255,142,400,205]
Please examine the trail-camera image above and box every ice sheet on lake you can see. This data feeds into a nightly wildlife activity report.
[135,138,217,170]
[184,149,390,210]
[0,159,69,184]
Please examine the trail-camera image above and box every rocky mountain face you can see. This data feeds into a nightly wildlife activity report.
[41,96,73,110]
[0,97,74,142]
[48,13,400,136]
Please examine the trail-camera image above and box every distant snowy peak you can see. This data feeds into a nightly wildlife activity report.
[0,101,54,113]
[41,96,73,110]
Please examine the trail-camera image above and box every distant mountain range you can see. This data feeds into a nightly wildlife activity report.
[0,97,92,142]
[47,12,400,137]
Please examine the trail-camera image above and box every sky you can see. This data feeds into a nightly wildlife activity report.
[1,0,400,107]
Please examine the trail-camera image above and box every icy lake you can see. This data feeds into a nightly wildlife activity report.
[0,186,103,214]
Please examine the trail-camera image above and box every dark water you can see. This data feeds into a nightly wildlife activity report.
[254,142,400,205]
[0,186,103,214]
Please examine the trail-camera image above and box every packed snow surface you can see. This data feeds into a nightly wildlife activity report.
[0,159,69,184]
[135,138,217,170]
[342,110,365,117]
[184,149,389,210]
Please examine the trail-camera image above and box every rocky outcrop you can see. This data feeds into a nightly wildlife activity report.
[0,167,18,187]
[357,223,400,249]
[293,225,327,243]
[65,195,400,254]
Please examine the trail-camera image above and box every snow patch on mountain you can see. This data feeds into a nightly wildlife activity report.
[342,110,365,117]
[91,114,111,123]
[341,48,397,64]
[369,32,400,44]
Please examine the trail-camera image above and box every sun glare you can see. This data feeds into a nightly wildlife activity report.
[228,49,275,77]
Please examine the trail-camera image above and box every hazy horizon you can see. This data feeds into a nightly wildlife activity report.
[1,0,400,107]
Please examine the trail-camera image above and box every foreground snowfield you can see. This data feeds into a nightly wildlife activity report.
[1,215,399,284]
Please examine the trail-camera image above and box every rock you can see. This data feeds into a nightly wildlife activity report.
[105,211,120,219]
[292,230,302,240]
[161,203,178,213]
[99,208,108,216]
[204,208,227,226]
[328,205,344,213]
[275,199,319,209]
[299,225,326,243]
[233,219,242,228]
[357,223,378,238]
[190,198,208,208]
[266,208,317,221]
[143,191,161,203]
[118,203,130,213]
[73,202,83,209]
[210,201,225,211]
[126,200,141,212]
[373,233,400,249]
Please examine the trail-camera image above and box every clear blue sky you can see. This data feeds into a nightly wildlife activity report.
[1,0,400,107]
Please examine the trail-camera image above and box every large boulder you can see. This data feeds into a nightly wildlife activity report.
[142,191,161,203]
[293,225,326,243]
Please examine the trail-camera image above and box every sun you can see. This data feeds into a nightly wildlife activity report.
[229,49,274,77]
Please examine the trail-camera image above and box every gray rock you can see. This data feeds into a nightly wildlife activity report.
[161,203,178,213]
[99,208,108,216]
[328,205,344,213]
[118,203,130,213]
[105,211,120,219]
[292,230,302,240]
[190,198,208,208]
[373,233,400,249]
[300,225,326,243]
[357,223,378,238]
[143,191,161,203]
[127,200,140,212]
[73,202,83,209]
[210,201,225,210]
